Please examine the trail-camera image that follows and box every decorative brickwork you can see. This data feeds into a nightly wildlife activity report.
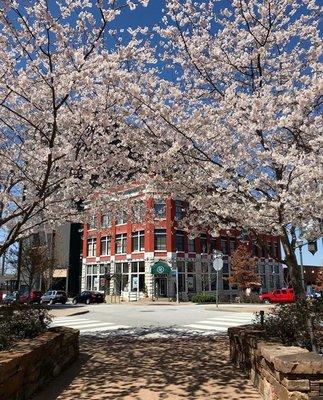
[228,326,323,400]
[0,327,79,400]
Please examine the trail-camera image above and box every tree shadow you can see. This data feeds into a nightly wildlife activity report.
[32,328,261,400]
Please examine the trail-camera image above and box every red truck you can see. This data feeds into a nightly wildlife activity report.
[259,288,295,304]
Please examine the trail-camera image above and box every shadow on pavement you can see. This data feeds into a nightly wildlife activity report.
[32,328,260,400]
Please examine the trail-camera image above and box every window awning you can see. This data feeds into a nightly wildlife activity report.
[151,261,171,275]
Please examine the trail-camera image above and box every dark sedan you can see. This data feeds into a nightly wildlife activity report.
[3,292,18,304]
[72,291,104,305]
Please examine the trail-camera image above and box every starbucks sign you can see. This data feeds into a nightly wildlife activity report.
[151,261,171,275]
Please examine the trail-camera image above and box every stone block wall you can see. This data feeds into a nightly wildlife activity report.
[228,326,323,400]
[0,326,79,400]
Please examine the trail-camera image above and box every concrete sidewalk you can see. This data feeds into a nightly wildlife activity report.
[32,334,260,400]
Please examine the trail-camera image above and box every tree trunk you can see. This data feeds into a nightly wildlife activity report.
[281,235,305,300]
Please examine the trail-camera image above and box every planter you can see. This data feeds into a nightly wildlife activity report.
[228,325,323,400]
[0,326,79,400]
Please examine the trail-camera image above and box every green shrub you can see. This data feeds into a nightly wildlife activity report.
[0,304,52,351]
[191,292,217,303]
[254,299,323,352]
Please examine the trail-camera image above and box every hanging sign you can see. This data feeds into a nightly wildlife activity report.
[308,241,318,255]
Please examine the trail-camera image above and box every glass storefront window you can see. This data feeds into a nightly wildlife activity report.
[85,263,109,292]
[187,274,196,292]
[178,274,186,292]
[187,262,195,273]
[115,263,122,274]
[210,274,217,290]
[177,261,185,272]
[122,263,129,274]
[100,264,106,274]
[139,262,145,272]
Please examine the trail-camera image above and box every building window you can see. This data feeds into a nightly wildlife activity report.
[154,229,166,250]
[132,231,145,252]
[221,237,228,255]
[174,200,184,220]
[259,264,266,274]
[115,233,127,254]
[229,239,236,254]
[261,275,267,289]
[200,234,207,253]
[132,201,145,222]
[86,263,108,291]
[100,236,111,255]
[88,215,97,230]
[101,214,110,228]
[273,242,279,259]
[210,237,217,253]
[154,199,166,219]
[175,230,185,252]
[87,238,96,257]
[115,211,128,225]
[188,238,195,253]
[222,261,230,290]
[252,241,260,257]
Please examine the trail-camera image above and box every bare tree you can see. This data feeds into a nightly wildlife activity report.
[229,244,260,296]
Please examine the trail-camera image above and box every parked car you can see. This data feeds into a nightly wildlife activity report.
[3,292,18,304]
[72,291,104,305]
[259,288,295,304]
[41,290,67,305]
[18,290,42,304]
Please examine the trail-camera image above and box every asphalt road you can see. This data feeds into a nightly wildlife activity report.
[50,303,271,336]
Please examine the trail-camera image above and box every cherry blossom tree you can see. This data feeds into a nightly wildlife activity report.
[127,0,322,298]
[0,0,150,257]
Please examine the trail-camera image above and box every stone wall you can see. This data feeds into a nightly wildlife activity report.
[228,326,323,400]
[0,326,79,400]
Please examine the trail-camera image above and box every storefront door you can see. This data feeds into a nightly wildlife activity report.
[155,276,168,297]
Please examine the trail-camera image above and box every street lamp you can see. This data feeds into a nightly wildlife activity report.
[296,239,306,290]
[212,250,223,308]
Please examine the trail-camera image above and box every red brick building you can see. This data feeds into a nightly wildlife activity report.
[81,187,283,300]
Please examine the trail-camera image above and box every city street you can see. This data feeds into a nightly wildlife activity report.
[50,303,268,336]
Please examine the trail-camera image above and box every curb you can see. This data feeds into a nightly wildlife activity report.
[51,309,90,318]
[67,310,90,317]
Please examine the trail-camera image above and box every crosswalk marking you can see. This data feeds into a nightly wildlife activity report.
[80,325,129,333]
[51,317,130,334]
[52,322,115,329]
[183,312,253,333]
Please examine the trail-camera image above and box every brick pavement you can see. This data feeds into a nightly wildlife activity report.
[32,333,261,400]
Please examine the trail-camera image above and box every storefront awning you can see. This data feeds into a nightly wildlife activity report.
[151,261,171,275]
[53,269,67,278]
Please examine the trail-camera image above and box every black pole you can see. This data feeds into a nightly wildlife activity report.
[15,240,22,291]
[260,310,265,328]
